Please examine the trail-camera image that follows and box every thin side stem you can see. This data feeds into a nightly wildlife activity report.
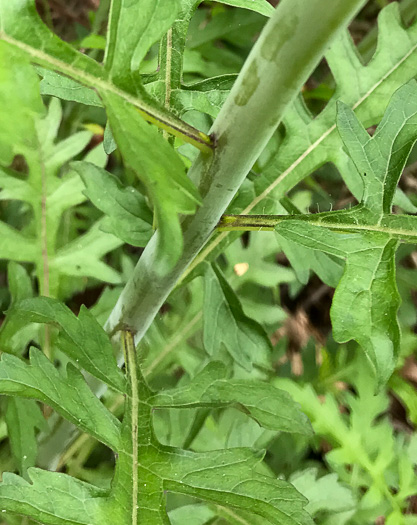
[217,213,417,243]
[0,33,213,153]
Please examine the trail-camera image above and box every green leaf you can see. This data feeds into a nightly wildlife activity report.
[79,33,106,50]
[0,222,37,262]
[169,504,216,525]
[7,297,126,393]
[105,0,181,87]
[101,92,201,271]
[52,221,124,284]
[215,0,274,17]
[203,264,272,370]
[0,469,109,525]
[0,349,121,450]
[276,81,417,385]
[0,41,44,164]
[5,399,47,480]
[0,329,312,524]
[224,231,296,287]
[290,468,356,517]
[6,262,33,303]
[150,361,312,435]
[275,353,409,519]
[72,161,153,247]
[0,263,37,355]
[44,131,93,175]
[39,68,103,106]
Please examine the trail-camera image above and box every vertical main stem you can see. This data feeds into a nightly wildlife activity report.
[105,0,367,343]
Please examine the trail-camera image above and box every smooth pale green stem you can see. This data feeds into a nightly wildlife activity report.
[105,0,367,340]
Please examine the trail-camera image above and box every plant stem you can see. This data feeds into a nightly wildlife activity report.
[105,0,367,341]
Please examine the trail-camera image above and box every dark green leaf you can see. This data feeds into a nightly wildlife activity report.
[0,349,121,450]
[5,399,47,480]
[73,161,153,247]
[150,361,312,435]
[101,92,201,271]
[203,264,272,370]
[276,81,417,385]
[7,297,126,393]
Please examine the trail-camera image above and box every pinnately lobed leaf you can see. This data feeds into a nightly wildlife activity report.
[150,361,312,435]
[276,80,417,386]
[0,327,313,524]
[5,297,126,393]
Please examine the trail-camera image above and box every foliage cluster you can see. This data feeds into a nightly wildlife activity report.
[0,0,417,524]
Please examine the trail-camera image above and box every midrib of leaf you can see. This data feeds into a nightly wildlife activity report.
[164,28,173,110]
[37,135,53,358]
[0,33,212,153]
[122,331,139,525]
[217,213,417,241]
[182,36,417,277]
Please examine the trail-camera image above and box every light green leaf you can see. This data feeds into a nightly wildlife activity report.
[52,221,124,284]
[162,450,313,525]
[203,264,272,371]
[275,353,406,517]
[0,41,44,164]
[79,33,106,50]
[0,329,312,524]
[0,166,37,202]
[44,131,92,174]
[150,361,312,435]
[0,0,212,151]
[172,75,237,118]
[105,0,181,86]
[290,468,356,517]
[225,231,296,287]
[0,349,121,449]
[0,222,37,262]
[101,92,201,271]
[38,67,103,106]
[7,262,33,303]
[0,0,104,78]
[169,504,216,525]
[216,0,274,17]
[72,161,153,247]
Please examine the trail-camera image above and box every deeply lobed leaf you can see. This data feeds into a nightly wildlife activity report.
[276,80,417,385]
